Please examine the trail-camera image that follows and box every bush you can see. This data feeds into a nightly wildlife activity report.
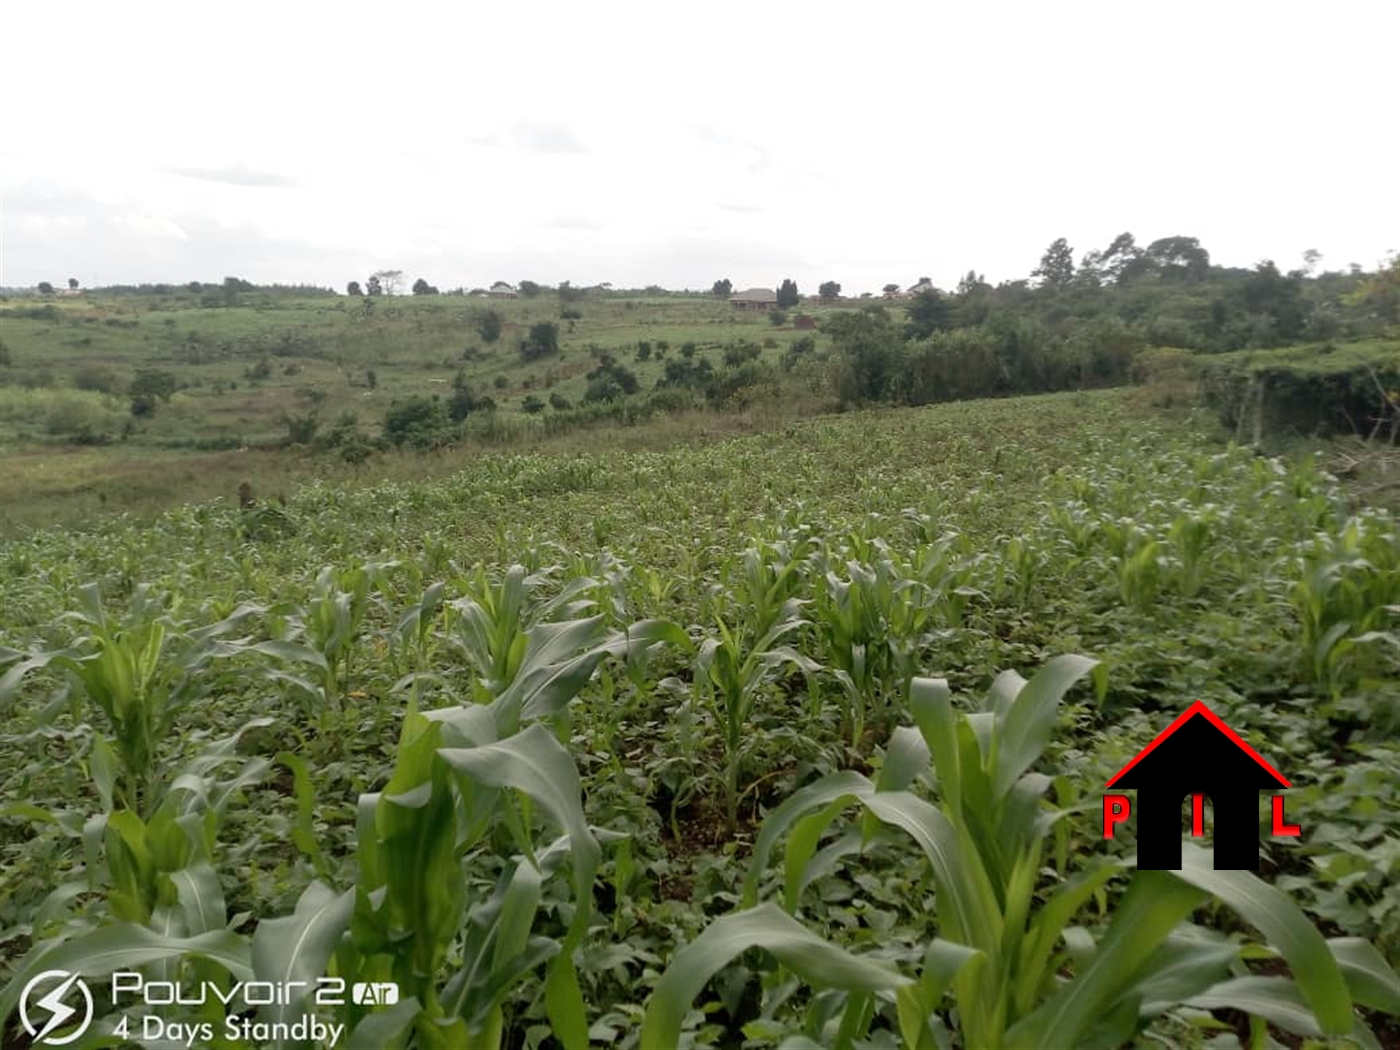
[519,322,560,362]
[782,336,816,371]
[549,392,573,411]
[451,374,495,422]
[281,411,320,446]
[72,364,121,394]
[521,394,546,414]
[127,368,180,416]
[583,360,640,403]
[723,341,762,368]
[768,308,788,326]
[15,388,128,438]
[382,395,455,449]
[475,309,503,344]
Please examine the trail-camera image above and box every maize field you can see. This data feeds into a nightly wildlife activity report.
[1,389,1397,1048]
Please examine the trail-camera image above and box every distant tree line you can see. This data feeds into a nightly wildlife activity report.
[820,236,1397,409]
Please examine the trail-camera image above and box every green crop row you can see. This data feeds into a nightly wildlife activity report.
[0,391,1396,1047]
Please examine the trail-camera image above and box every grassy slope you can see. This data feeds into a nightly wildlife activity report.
[0,292,832,530]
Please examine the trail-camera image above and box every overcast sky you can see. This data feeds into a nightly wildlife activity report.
[2,0,1397,294]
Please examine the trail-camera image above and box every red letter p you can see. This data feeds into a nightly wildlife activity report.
[1103,794,1131,839]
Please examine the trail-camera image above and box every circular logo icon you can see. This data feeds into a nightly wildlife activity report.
[19,970,94,1045]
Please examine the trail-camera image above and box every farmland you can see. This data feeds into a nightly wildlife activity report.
[0,289,827,532]
[1,385,1397,1047]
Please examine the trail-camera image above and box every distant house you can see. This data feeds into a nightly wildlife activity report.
[905,278,936,297]
[729,287,778,311]
[488,281,518,300]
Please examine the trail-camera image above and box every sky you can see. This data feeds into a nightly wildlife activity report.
[1,0,1397,295]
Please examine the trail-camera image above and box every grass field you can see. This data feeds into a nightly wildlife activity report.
[0,291,834,531]
[1,387,1397,1047]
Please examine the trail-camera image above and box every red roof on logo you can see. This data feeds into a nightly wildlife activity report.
[1105,700,1290,789]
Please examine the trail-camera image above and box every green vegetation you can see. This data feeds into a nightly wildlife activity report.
[2,246,1394,531]
[1,390,1397,1047]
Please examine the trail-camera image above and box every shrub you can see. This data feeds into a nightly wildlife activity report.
[583,360,640,403]
[723,341,762,368]
[768,308,788,326]
[382,395,454,449]
[72,364,121,394]
[521,394,546,414]
[519,322,561,362]
[281,411,320,446]
[549,392,573,411]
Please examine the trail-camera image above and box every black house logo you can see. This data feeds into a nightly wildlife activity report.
[1102,701,1301,870]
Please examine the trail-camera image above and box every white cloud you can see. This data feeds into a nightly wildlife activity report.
[2,0,1397,292]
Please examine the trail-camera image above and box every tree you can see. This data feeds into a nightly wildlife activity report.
[882,283,901,299]
[1032,238,1075,290]
[129,368,179,416]
[818,281,842,302]
[776,278,800,308]
[366,276,383,296]
[67,278,78,291]
[411,278,439,295]
[558,280,585,303]
[475,309,503,344]
[823,308,905,405]
[1145,236,1210,281]
[1244,260,1308,342]
[519,321,560,361]
[956,271,988,296]
[712,278,733,298]
[1302,248,1323,276]
[518,280,542,298]
[904,288,953,340]
[1096,232,1151,285]
[347,281,363,296]
[371,270,403,296]
[37,281,54,295]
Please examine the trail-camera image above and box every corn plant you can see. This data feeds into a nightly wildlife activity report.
[0,583,264,815]
[1166,501,1221,599]
[285,561,395,711]
[0,723,274,1044]
[446,562,688,737]
[644,657,1400,1048]
[695,607,818,833]
[445,563,598,705]
[1288,509,1400,699]
[808,550,940,748]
